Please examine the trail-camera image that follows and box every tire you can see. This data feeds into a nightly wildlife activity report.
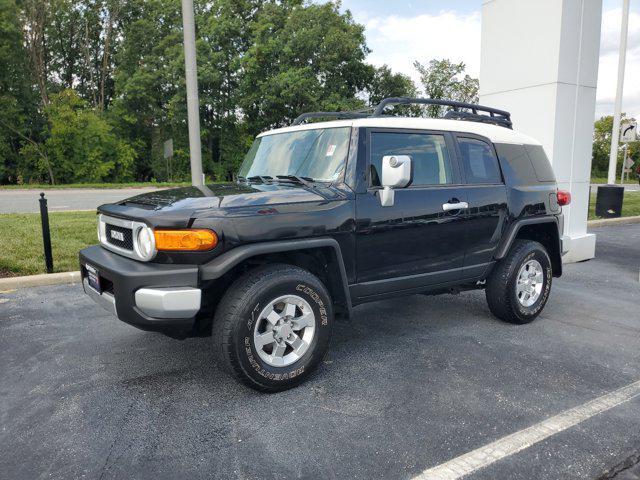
[213,264,333,392]
[485,239,553,324]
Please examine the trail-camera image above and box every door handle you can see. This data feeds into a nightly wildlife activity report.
[442,201,469,211]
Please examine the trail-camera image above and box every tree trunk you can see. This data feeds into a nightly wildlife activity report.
[99,4,119,111]
[23,0,50,106]
[84,20,98,108]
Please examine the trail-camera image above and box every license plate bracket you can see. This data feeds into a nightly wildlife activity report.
[86,264,102,294]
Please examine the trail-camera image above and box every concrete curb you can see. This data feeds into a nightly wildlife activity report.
[587,215,640,227]
[0,271,81,291]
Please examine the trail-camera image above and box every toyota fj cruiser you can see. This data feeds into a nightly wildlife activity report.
[79,98,570,392]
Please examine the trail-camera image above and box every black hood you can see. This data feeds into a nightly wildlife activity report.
[97,182,347,228]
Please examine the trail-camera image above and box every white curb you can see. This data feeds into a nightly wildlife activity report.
[587,215,640,227]
[0,271,81,291]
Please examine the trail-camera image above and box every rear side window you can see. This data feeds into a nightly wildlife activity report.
[493,143,537,184]
[524,145,556,182]
[458,138,502,184]
[370,132,453,187]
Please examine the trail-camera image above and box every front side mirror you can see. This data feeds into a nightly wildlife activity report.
[380,155,412,207]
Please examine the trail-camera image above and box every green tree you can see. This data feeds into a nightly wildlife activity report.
[592,116,613,176]
[18,90,135,183]
[592,115,639,179]
[413,59,479,117]
[365,65,417,106]
[8,0,129,184]
[240,1,372,134]
[3,0,419,185]
[110,0,185,181]
[197,0,261,180]
[21,0,123,109]
[0,0,41,184]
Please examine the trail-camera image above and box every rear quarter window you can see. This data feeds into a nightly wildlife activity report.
[524,145,556,182]
[493,143,538,185]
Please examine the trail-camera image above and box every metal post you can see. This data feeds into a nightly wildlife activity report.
[39,193,53,273]
[621,144,628,184]
[607,0,630,184]
[181,0,204,186]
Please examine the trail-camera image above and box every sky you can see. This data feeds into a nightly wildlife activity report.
[335,0,640,119]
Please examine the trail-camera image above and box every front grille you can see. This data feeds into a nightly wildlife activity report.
[105,223,133,250]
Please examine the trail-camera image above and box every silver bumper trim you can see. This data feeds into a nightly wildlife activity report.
[83,278,117,317]
[134,287,201,319]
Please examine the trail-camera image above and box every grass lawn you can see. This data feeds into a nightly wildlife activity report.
[590,176,637,184]
[588,190,640,220]
[0,211,97,277]
[0,181,191,190]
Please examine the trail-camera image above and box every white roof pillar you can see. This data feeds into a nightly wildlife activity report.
[479,0,603,263]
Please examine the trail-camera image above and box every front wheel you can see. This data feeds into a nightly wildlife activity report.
[485,239,553,324]
[213,264,333,392]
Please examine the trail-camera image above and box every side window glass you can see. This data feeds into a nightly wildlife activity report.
[370,132,453,187]
[524,144,556,182]
[458,138,502,184]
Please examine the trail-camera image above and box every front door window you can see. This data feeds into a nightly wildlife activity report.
[369,132,454,187]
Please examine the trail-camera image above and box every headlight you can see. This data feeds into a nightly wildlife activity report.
[135,226,156,261]
[97,214,106,243]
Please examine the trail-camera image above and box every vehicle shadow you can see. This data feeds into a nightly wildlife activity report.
[98,289,499,397]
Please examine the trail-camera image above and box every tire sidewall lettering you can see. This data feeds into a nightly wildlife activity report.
[243,333,306,381]
[240,281,330,383]
[296,283,328,325]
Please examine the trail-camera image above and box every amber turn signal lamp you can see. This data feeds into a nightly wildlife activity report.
[154,229,218,251]
[557,190,571,206]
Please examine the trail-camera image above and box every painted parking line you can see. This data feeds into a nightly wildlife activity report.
[414,380,640,480]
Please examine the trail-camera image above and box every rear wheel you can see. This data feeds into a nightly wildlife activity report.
[485,239,552,324]
[213,264,333,392]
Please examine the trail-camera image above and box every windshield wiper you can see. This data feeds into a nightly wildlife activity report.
[247,175,274,184]
[275,175,315,187]
[274,175,337,200]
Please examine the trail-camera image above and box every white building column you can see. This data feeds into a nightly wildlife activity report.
[479,0,602,263]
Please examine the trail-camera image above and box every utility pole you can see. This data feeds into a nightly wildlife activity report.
[181,0,204,186]
[607,0,630,185]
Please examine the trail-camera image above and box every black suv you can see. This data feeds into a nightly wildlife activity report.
[80,98,570,392]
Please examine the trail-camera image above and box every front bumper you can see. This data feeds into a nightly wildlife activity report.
[79,245,200,335]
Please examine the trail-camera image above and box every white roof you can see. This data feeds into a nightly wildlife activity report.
[259,117,541,145]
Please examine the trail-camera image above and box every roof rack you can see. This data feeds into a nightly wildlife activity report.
[290,97,513,129]
[372,97,512,129]
[291,111,371,126]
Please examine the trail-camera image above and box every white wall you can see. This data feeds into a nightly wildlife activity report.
[479,0,602,263]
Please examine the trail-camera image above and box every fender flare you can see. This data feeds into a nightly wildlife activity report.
[200,238,352,316]
[494,216,560,260]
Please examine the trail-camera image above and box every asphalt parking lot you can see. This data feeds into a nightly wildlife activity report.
[1,223,639,480]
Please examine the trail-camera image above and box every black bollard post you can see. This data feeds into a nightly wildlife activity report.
[39,193,53,273]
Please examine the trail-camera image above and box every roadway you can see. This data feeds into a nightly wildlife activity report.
[0,187,164,213]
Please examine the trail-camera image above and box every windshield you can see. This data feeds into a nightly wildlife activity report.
[238,127,351,182]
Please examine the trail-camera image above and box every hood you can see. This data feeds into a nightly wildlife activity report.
[98,182,348,227]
